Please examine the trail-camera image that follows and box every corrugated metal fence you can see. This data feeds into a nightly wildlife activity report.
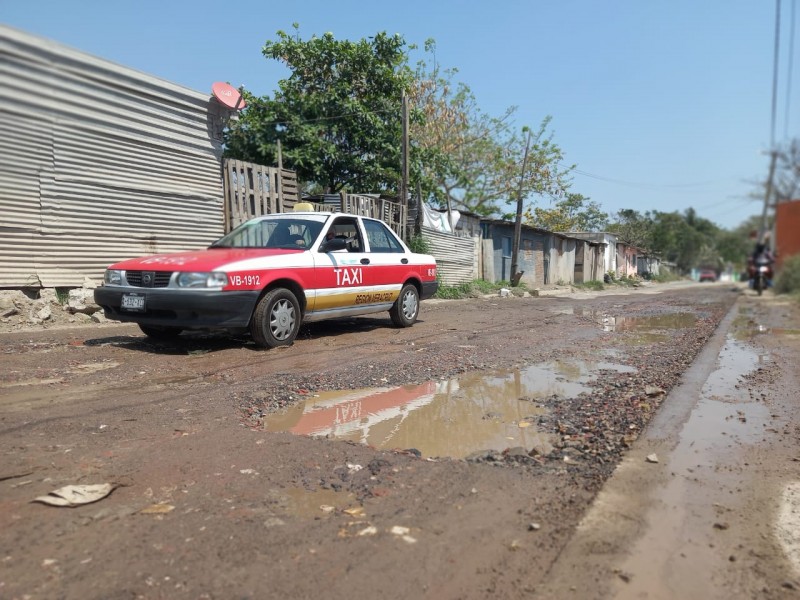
[0,25,225,288]
[422,227,478,286]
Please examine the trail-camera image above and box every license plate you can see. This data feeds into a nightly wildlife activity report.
[121,293,146,312]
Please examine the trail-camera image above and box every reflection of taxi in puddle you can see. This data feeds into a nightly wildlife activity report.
[264,382,438,439]
[95,211,438,348]
[264,370,562,459]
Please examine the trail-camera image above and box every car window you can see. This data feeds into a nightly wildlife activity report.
[363,220,404,253]
[321,218,364,252]
[212,219,323,249]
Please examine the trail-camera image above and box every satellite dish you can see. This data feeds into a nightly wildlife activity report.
[211,82,246,110]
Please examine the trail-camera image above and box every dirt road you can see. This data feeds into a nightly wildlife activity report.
[1,282,798,599]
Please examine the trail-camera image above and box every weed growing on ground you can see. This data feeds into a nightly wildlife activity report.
[435,279,527,299]
[775,255,800,298]
[575,280,604,291]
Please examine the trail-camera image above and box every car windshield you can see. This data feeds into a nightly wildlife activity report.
[209,216,327,249]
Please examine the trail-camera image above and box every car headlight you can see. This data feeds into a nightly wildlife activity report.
[176,272,228,288]
[104,269,123,285]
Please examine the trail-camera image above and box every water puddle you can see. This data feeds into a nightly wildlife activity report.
[554,307,696,334]
[280,487,357,519]
[264,359,636,459]
[730,309,800,341]
[612,313,697,331]
[616,334,771,596]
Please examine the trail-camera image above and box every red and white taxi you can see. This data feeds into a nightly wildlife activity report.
[94,212,438,348]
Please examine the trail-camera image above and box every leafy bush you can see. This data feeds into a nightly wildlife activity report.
[407,234,431,255]
[774,255,800,295]
[575,280,604,291]
[650,270,682,283]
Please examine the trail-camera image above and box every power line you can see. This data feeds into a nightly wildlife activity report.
[785,0,796,139]
[569,167,729,190]
[770,0,782,147]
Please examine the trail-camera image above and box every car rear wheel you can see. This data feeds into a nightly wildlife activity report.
[389,283,419,327]
[138,324,183,340]
[250,288,300,348]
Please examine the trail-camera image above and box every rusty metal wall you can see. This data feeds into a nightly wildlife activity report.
[776,199,800,270]
[0,25,225,288]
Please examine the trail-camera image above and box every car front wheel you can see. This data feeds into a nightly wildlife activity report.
[390,283,419,327]
[250,288,301,348]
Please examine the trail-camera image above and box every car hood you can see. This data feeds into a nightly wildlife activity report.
[109,248,303,271]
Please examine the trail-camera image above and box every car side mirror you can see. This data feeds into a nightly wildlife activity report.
[320,238,347,252]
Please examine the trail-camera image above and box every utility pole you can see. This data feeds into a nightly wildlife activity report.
[400,92,410,240]
[760,151,778,250]
[510,129,532,287]
[760,0,781,251]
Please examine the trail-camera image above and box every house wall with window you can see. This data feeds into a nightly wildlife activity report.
[617,244,639,278]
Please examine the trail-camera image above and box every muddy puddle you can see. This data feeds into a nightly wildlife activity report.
[264,359,637,459]
[555,307,697,338]
[615,333,772,597]
[280,487,358,519]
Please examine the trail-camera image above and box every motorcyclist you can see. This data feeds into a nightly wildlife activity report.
[748,233,775,288]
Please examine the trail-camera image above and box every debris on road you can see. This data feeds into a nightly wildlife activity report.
[33,483,117,507]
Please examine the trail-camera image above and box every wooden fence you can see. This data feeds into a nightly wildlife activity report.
[341,194,407,238]
[222,159,300,231]
[222,162,408,238]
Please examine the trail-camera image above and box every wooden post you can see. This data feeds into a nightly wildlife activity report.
[414,180,423,236]
[400,92,409,240]
[276,139,284,212]
[510,130,532,286]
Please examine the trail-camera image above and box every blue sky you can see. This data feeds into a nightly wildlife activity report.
[3,0,797,230]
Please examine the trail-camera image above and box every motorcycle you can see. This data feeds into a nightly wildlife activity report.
[749,255,774,296]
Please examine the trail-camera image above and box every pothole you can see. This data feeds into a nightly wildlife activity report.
[264,359,636,459]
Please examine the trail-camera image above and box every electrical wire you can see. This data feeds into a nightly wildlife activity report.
[771,0,782,147]
[569,167,729,190]
[784,0,796,139]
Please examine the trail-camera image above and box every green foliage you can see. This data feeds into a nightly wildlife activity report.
[574,280,604,291]
[606,208,763,274]
[774,255,800,295]
[407,234,431,254]
[225,27,410,193]
[606,209,653,248]
[434,281,477,299]
[409,46,572,217]
[55,287,70,305]
[525,192,608,232]
[434,279,522,299]
[650,270,682,283]
[225,30,578,219]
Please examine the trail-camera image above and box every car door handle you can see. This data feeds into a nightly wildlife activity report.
[401,258,409,264]
[361,258,370,265]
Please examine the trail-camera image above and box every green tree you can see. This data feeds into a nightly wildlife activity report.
[409,47,569,216]
[775,137,800,203]
[225,27,410,193]
[524,193,608,232]
[607,209,653,248]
